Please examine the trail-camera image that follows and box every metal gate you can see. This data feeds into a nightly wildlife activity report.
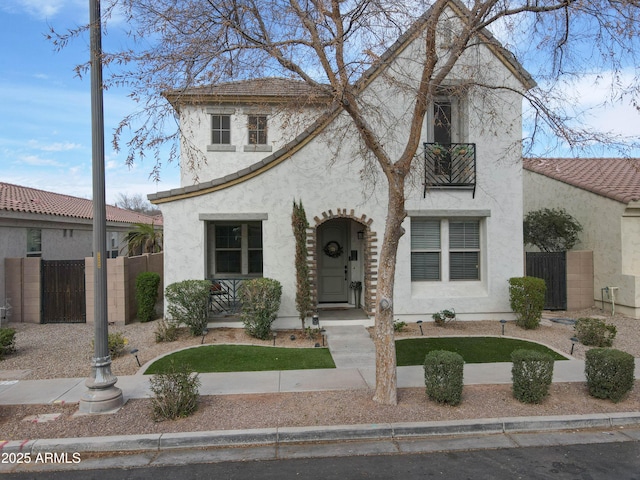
[41,260,86,323]
[525,252,567,310]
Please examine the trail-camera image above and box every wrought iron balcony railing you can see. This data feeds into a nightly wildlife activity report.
[423,142,476,197]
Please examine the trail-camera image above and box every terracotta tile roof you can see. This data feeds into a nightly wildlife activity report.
[523,158,640,204]
[0,182,160,225]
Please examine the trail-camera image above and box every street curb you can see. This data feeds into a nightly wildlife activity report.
[2,413,640,455]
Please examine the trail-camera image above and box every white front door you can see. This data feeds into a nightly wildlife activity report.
[318,220,349,303]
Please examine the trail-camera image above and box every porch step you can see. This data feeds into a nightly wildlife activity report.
[323,325,376,369]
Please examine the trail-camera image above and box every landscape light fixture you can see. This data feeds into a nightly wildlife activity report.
[321,328,326,346]
[273,332,277,346]
[500,319,507,335]
[130,348,141,367]
[201,328,209,344]
[570,337,579,355]
[417,320,424,335]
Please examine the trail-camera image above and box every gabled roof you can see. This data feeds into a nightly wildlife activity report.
[523,158,640,205]
[151,0,535,204]
[0,182,161,225]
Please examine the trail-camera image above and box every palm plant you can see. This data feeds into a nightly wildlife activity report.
[123,222,163,256]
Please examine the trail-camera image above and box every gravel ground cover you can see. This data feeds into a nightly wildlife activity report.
[1,308,638,440]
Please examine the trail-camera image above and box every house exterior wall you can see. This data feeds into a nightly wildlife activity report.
[159,13,528,327]
[523,170,640,318]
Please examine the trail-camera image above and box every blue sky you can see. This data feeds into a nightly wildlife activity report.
[0,0,180,205]
[1,1,638,205]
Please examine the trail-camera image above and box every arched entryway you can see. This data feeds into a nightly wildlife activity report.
[310,209,377,315]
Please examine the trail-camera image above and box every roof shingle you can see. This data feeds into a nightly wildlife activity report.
[523,158,640,204]
[0,182,161,225]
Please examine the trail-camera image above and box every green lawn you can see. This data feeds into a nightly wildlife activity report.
[396,336,568,366]
[144,345,336,374]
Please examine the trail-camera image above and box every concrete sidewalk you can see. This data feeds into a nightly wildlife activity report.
[0,359,603,406]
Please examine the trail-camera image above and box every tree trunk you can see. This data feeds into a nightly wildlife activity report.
[372,173,407,405]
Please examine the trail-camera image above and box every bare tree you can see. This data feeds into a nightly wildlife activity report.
[52,0,640,404]
[114,193,161,216]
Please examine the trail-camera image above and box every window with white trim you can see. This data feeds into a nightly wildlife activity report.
[411,218,480,281]
[208,221,263,276]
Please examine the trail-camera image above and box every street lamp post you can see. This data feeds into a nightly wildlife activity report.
[79,0,123,413]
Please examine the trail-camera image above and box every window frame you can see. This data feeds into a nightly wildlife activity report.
[26,228,42,257]
[211,114,231,145]
[208,221,263,277]
[411,218,481,282]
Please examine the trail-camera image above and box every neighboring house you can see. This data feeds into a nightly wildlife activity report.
[149,6,535,327]
[0,182,162,309]
[523,158,640,319]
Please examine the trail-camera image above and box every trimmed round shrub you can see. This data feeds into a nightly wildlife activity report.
[508,277,546,329]
[585,348,635,403]
[239,278,282,340]
[136,271,161,323]
[165,280,211,336]
[511,349,554,404]
[575,317,616,347]
[423,350,464,406]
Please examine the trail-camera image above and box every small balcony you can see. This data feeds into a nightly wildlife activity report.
[423,142,476,197]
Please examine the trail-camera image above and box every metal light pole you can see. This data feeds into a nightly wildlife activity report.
[79,0,123,413]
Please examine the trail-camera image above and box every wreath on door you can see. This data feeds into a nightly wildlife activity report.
[323,241,344,258]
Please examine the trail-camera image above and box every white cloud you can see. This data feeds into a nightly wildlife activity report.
[17,154,64,167]
[28,140,83,152]
[2,0,67,19]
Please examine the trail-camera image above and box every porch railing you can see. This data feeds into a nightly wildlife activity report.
[423,142,476,197]
[208,278,247,316]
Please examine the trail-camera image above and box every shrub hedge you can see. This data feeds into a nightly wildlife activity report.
[239,278,282,340]
[575,317,617,347]
[0,327,16,359]
[423,350,464,406]
[136,272,161,323]
[508,277,546,329]
[165,280,211,336]
[149,361,200,421]
[585,348,635,403]
[511,349,554,404]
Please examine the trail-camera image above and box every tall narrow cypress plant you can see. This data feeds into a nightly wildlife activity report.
[292,199,312,329]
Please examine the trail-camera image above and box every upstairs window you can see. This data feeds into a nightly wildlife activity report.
[211,114,231,144]
[248,115,267,145]
[433,101,452,176]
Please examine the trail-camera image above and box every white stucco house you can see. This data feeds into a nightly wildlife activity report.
[149,4,536,327]
[524,157,640,319]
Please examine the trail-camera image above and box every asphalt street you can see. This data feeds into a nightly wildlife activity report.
[2,439,639,480]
